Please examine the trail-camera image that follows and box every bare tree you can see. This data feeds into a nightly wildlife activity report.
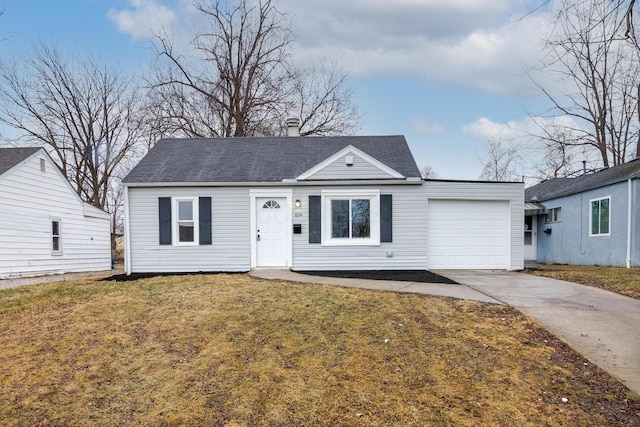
[148,0,359,139]
[534,0,640,168]
[0,44,145,254]
[290,61,360,136]
[420,165,437,179]
[479,137,523,182]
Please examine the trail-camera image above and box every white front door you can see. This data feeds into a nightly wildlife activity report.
[524,215,537,261]
[256,197,288,267]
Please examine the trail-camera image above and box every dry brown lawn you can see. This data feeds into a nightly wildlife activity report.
[525,263,640,299]
[0,273,638,426]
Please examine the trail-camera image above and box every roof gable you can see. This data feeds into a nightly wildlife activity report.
[296,145,404,181]
[0,147,41,179]
[123,135,422,184]
[0,146,110,218]
[526,158,640,202]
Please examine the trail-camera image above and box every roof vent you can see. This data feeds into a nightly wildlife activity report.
[286,117,300,137]
[345,155,354,167]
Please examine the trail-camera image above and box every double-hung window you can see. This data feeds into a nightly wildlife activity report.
[159,197,212,246]
[590,197,610,236]
[175,198,198,245]
[322,190,380,245]
[51,219,61,253]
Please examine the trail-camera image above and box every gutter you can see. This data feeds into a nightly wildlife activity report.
[122,179,423,188]
[627,179,633,268]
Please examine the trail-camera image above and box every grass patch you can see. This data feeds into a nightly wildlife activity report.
[0,274,638,426]
[525,263,640,299]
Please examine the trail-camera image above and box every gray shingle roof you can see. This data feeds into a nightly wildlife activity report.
[0,147,41,178]
[123,135,421,184]
[525,157,640,202]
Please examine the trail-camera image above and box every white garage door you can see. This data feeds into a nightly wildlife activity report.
[427,200,509,269]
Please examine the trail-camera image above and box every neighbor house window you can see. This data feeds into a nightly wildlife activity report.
[51,220,61,253]
[590,197,610,236]
[175,198,198,245]
[545,207,561,223]
[322,190,380,245]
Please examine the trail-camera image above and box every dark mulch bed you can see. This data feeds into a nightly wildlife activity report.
[103,270,458,284]
[102,272,244,282]
[294,270,459,284]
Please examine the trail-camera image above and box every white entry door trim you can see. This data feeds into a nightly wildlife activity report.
[524,214,537,261]
[250,189,293,268]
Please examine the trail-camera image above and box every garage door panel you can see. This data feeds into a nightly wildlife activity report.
[427,200,509,269]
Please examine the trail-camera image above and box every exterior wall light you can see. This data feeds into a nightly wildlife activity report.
[295,199,301,208]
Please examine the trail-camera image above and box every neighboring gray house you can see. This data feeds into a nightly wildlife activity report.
[525,158,640,267]
[0,147,111,278]
[122,130,524,274]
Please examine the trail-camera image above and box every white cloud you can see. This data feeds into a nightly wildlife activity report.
[281,0,552,95]
[462,117,527,141]
[107,0,177,41]
[106,0,556,95]
[462,115,582,142]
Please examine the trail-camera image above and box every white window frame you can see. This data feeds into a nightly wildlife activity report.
[51,218,62,254]
[173,198,199,246]
[321,189,380,246]
[545,207,562,223]
[589,196,610,237]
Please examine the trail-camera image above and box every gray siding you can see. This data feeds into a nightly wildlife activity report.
[292,184,428,270]
[0,152,111,278]
[536,180,640,266]
[421,181,524,270]
[127,187,251,272]
[305,153,396,180]
[126,181,524,272]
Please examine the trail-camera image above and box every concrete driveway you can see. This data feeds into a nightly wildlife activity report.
[435,270,640,396]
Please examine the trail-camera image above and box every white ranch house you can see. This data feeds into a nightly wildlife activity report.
[122,129,524,274]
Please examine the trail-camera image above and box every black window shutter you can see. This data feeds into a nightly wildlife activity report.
[199,197,212,245]
[158,197,172,245]
[380,194,392,243]
[309,195,321,243]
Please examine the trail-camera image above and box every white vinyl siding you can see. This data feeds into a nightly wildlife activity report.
[305,153,397,180]
[293,184,427,270]
[125,181,523,273]
[0,152,111,278]
[127,187,250,273]
[422,181,523,271]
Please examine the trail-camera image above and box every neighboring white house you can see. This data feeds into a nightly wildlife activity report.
[122,126,524,274]
[0,147,111,279]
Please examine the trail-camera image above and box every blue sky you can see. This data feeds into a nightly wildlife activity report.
[1,0,557,181]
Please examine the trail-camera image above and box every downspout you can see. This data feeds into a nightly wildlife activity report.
[627,179,632,268]
[124,185,132,275]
